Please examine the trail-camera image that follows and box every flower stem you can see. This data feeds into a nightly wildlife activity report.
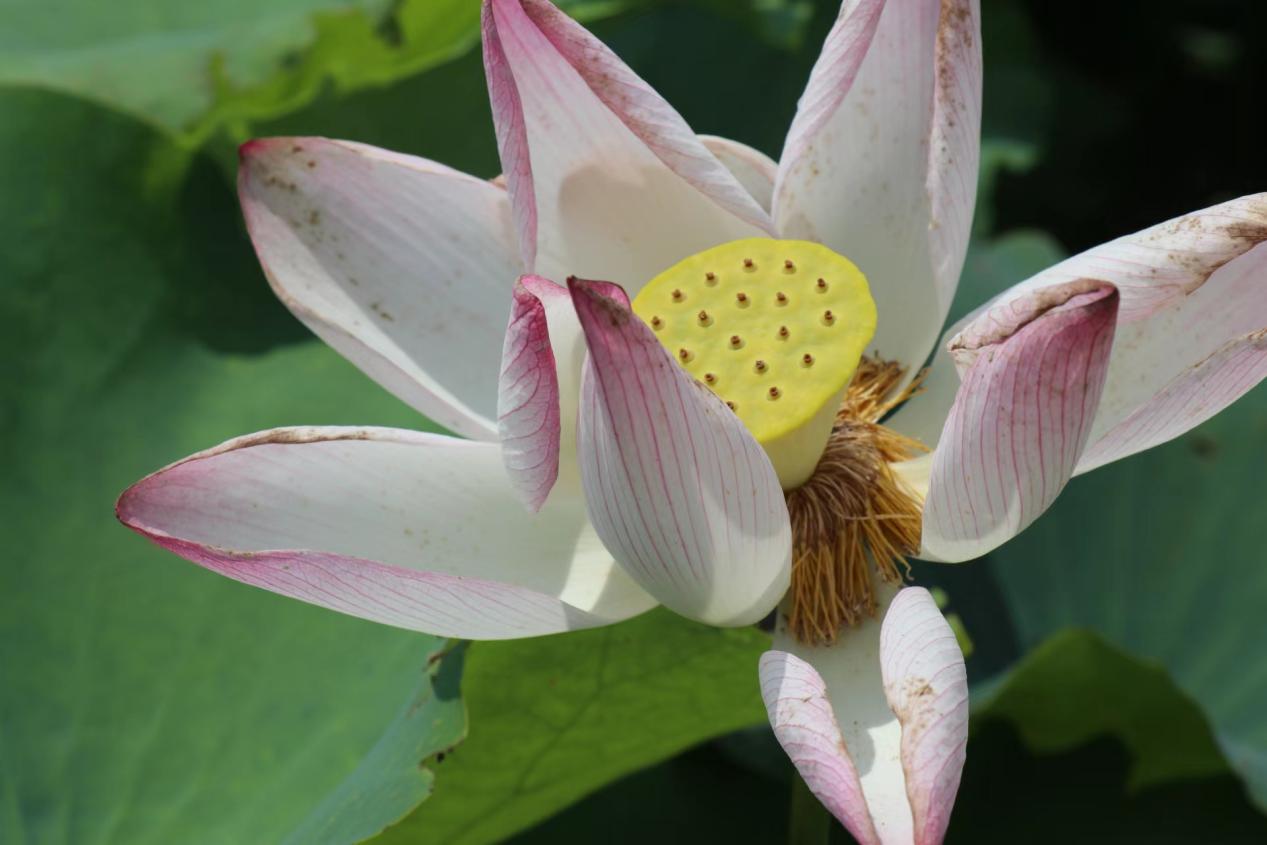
[788,774,830,845]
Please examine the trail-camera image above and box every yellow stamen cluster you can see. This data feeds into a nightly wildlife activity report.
[631,238,876,488]
[784,359,927,645]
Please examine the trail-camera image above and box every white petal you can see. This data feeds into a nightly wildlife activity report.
[239,138,521,439]
[921,281,1119,562]
[117,427,656,639]
[763,586,968,845]
[699,134,778,214]
[483,0,772,299]
[570,277,791,626]
[775,0,982,372]
[1079,327,1267,472]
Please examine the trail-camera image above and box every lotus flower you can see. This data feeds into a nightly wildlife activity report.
[116,0,1267,841]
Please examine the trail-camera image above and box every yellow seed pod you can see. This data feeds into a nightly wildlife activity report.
[632,238,876,489]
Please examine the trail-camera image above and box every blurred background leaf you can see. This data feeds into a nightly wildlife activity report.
[383,612,768,844]
[0,90,463,844]
[973,630,1229,791]
[984,386,1267,810]
[0,0,812,148]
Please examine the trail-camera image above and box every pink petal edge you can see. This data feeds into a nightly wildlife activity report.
[498,275,566,511]
[760,650,882,845]
[880,587,970,845]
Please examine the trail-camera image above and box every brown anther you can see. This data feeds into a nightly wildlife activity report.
[698,310,710,324]
[704,372,717,384]
[776,292,788,305]
[705,271,716,282]
[729,335,743,348]
[816,278,828,291]
[784,259,795,271]
[778,326,790,339]
[802,353,815,366]
[726,400,738,411]
[735,292,748,304]
[743,258,755,270]
[823,310,835,324]
[768,386,781,399]
[650,316,663,329]
[671,288,684,301]
[678,348,691,361]
[754,360,768,373]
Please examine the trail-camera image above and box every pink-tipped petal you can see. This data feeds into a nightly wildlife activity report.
[760,650,882,845]
[766,586,967,844]
[775,0,982,373]
[117,427,657,639]
[482,0,772,298]
[921,281,1119,562]
[499,276,565,511]
[699,135,779,214]
[238,138,520,439]
[880,587,970,845]
[894,196,1267,470]
[569,277,791,627]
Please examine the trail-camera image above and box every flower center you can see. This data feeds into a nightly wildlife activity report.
[630,238,877,489]
[634,238,928,646]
